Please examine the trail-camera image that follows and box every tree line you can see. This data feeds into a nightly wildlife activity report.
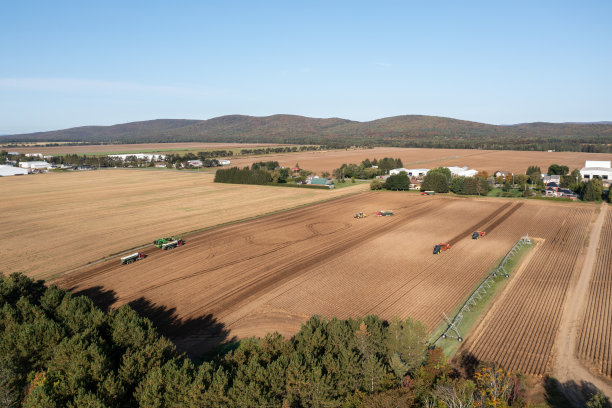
[0,272,552,407]
[332,158,404,180]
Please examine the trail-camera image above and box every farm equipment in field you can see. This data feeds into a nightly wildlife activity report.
[421,191,435,195]
[472,231,486,239]
[153,237,181,248]
[121,252,145,265]
[354,212,367,218]
[153,237,173,248]
[376,210,394,216]
[433,243,451,255]
[162,239,184,250]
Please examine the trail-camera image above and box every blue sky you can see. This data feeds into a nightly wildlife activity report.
[1,1,611,134]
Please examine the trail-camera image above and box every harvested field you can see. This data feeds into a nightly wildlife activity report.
[0,169,365,279]
[577,209,612,377]
[224,147,611,175]
[466,205,595,375]
[54,193,588,360]
[7,142,284,155]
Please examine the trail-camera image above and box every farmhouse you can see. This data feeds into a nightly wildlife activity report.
[0,165,29,176]
[186,160,203,167]
[542,175,561,184]
[580,160,612,185]
[494,170,512,178]
[18,161,52,170]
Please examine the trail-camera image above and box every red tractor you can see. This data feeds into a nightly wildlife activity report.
[433,243,451,255]
[472,231,486,239]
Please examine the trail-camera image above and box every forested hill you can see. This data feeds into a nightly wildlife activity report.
[4,114,612,152]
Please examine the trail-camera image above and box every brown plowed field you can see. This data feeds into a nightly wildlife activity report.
[54,193,590,360]
[577,209,612,377]
[223,147,610,175]
[466,205,595,375]
[0,169,366,279]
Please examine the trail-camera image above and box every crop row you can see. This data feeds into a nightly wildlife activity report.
[467,207,594,374]
[577,209,612,377]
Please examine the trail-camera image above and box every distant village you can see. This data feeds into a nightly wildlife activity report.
[1,151,611,200]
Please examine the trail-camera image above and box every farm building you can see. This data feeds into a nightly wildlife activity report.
[580,160,612,185]
[18,161,52,170]
[218,159,231,165]
[447,166,479,177]
[389,168,429,177]
[0,165,29,176]
[494,170,512,178]
[108,153,166,161]
[186,160,203,167]
[542,175,561,184]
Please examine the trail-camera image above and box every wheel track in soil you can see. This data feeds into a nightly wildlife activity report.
[139,199,452,320]
[55,192,370,289]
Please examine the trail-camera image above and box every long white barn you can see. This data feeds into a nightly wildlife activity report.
[580,160,612,183]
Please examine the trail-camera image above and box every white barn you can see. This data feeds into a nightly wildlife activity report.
[447,166,479,177]
[580,160,612,183]
[0,165,29,176]
[18,161,52,169]
[389,168,430,177]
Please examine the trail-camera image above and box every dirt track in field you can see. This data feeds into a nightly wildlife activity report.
[554,204,612,404]
[466,204,596,375]
[54,192,595,360]
[0,169,365,279]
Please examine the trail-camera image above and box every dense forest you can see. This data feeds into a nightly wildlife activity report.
[3,115,612,152]
[0,272,544,407]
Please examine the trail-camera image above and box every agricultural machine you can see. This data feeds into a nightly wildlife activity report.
[354,212,367,219]
[376,210,394,216]
[121,252,145,265]
[472,231,486,239]
[153,237,182,248]
[433,243,451,255]
[162,239,185,250]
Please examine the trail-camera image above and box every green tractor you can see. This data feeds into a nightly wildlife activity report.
[153,237,178,248]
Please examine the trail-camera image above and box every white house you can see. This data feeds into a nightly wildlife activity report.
[0,165,29,176]
[542,174,561,184]
[18,161,51,169]
[186,160,203,167]
[580,160,612,184]
[218,159,231,166]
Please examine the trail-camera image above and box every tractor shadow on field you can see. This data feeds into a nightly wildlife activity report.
[128,297,236,359]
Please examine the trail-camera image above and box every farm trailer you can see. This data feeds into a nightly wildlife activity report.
[121,252,145,265]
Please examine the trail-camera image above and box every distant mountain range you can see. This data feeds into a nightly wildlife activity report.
[3,115,612,152]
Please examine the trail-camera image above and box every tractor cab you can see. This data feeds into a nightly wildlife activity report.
[433,245,441,255]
